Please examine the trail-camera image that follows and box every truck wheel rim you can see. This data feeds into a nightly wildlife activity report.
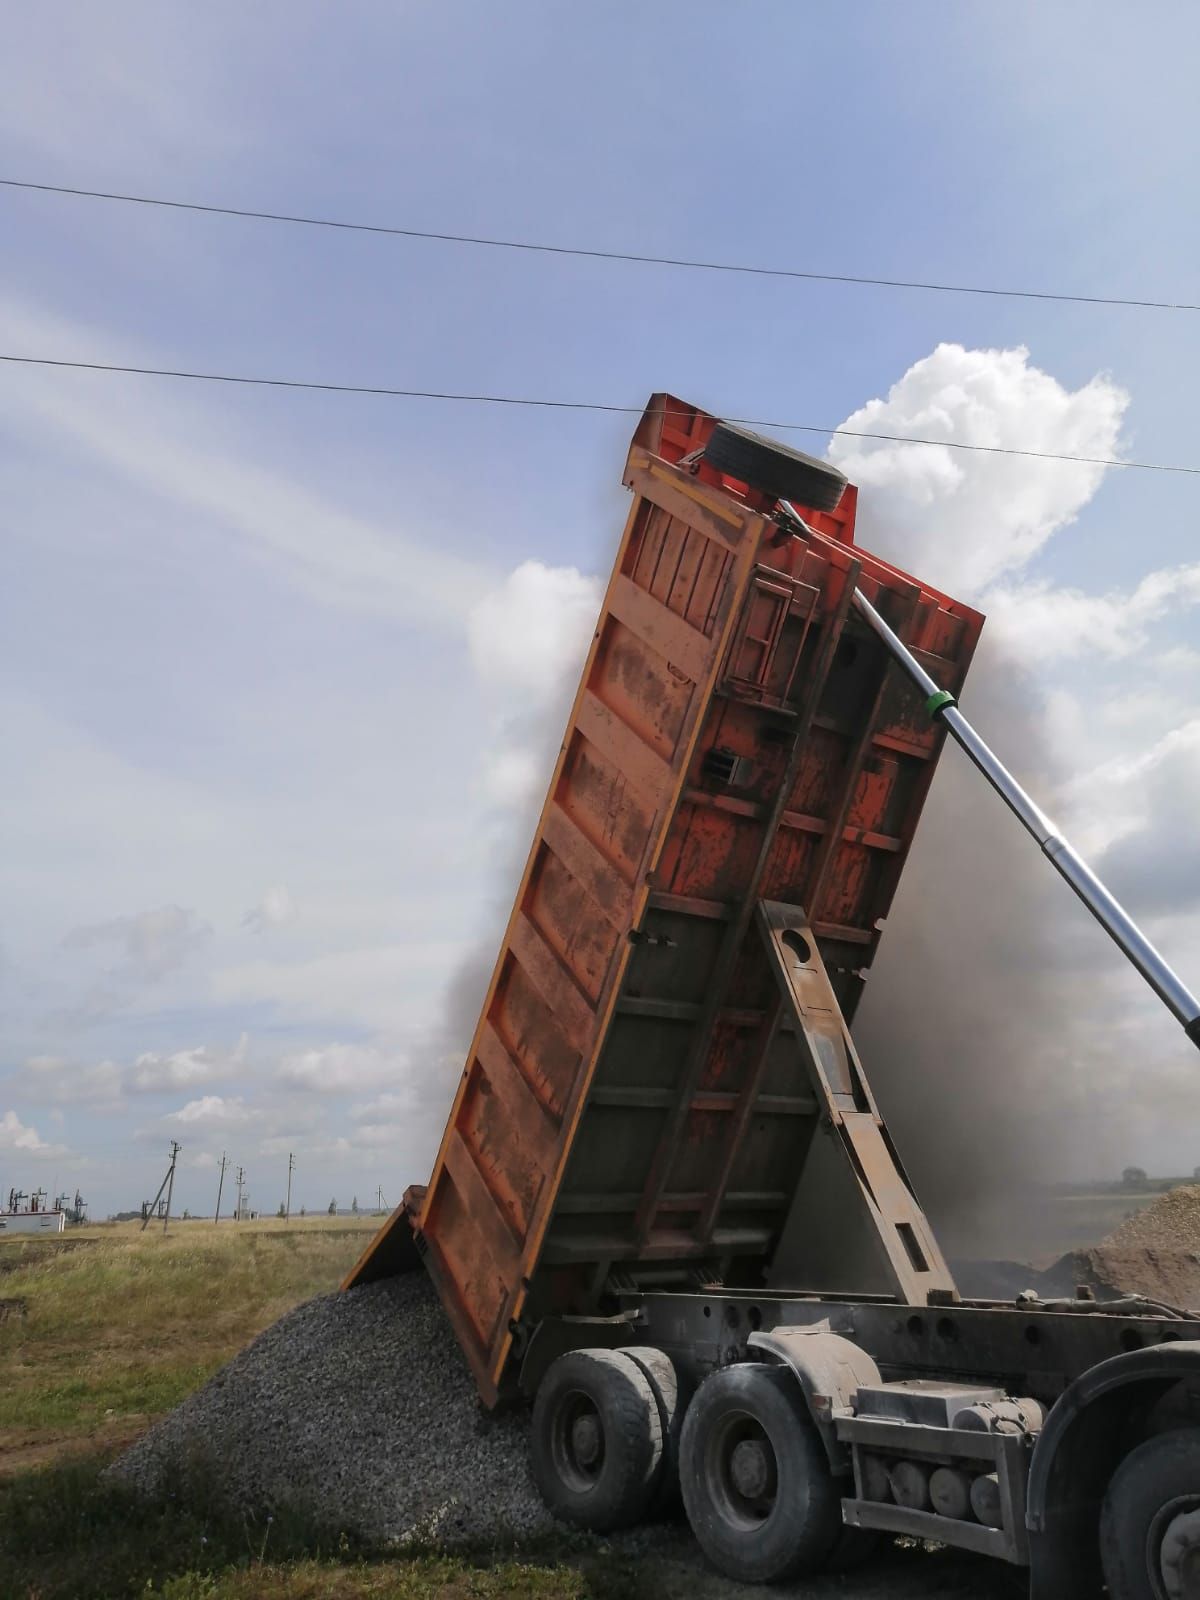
[551,1390,605,1492]
[705,1411,779,1531]
[1155,1499,1200,1600]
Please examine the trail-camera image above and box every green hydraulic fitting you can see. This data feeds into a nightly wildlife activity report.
[925,689,957,720]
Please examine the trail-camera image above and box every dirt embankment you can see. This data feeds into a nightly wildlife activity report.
[1086,1185,1200,1308]
[955,1185,1200,1309]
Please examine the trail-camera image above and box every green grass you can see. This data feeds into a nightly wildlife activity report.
[0,1219,376,1443]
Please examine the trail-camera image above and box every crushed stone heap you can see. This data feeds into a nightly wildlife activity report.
[1104,1185,1200,1252]
[1076,1185,1200,1310]
[111,1273,556,1547]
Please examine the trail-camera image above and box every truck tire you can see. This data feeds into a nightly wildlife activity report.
[1099,1427,1200,1600]
[621,1346,687,1517]
[530,1348,664,1532]
[680,1362,842,1583]
[703,421,847,513]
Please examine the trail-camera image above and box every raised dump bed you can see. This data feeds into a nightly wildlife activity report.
[348,395,984,1403]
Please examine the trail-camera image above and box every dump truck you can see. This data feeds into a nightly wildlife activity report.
[346,395,1200,1600]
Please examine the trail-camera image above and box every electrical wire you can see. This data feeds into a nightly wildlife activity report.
[3,351,1196,476]
[3,176,1197,314]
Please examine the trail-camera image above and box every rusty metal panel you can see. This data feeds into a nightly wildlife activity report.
[345,395,984,1405]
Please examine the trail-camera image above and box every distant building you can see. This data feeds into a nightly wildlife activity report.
[0,1207,65,1235]
[2,1186,72,1234]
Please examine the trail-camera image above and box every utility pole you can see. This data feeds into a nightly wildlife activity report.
[141,1140,181,1233]
[214,1152,228,1223]
[162,1141,179,1234]
[285,1152,295,1222]
[234,1165,245,1221]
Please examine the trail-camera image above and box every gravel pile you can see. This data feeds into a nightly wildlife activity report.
[1085,1187,1200,1308]
[1105,1185,1200,1251]
[111,1272,557,1547]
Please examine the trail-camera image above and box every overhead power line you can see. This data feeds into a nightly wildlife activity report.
[3,176,1197,315]
[3,351,1196,476]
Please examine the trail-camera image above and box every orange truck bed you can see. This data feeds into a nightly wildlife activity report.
[346,395,984,1405]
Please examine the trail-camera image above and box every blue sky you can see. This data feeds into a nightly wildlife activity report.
[3,2,1199,1227]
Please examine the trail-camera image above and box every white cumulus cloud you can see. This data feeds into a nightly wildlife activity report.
[467,560,603,810]
[828,342,1128,595]
[276,1042,399,1094]
[165,1095,255,1127]
[24,1038,249,1102]
[0,1109,66,1155]
[127,1035,249,1094]
[468,559,602,707]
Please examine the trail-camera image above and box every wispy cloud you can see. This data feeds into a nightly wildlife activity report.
[214,942,464,1034]
[0,296,495,629]
[241,886,296,934]
[25,1038,248,1104]
[987,564,1200,663]
[63,904,212,983]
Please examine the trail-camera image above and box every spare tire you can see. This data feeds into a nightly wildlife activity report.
[703,421,847,512]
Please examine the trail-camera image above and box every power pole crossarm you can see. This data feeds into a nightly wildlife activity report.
[852,586,1200,1048]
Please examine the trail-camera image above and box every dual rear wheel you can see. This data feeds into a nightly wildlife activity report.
[529,1347,678,1532]
[531,1351,864,1582]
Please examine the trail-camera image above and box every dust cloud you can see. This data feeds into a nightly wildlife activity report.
[411,561,600,1168]
[853,633,1135,1258]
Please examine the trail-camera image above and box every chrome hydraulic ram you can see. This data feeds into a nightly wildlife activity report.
[852,586,1200,1049]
